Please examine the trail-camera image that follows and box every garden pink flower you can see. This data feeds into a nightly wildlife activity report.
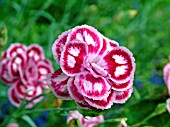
[163,63,170,95]
[67,110,104,127]
[163,63,170,113]
[48,25,135,110]
[7,123,18,127]
[0,43,53,108]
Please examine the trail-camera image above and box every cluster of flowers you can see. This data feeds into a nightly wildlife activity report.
[163,60,170,113]
[67,110,104,127]
[48,25,136,110]
[0,44,53,108]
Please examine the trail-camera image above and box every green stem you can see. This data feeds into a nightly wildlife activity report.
[19,107,77,116]
[0,93,46,126]
[18,93,46,112]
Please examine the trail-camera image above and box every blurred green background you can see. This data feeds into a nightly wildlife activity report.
[0,0,170,126]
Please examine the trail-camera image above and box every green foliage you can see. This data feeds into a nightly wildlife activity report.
[0,0,170,127]
[67,118,81,127]
[21,115,37,127]
[78,108,107,117]
[96,118,127,127]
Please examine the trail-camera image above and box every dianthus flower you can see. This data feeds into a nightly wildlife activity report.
[7,123,18,127]
[67,110,104,127]
[7,123,19,127]
[48,25,135,110]
[163,62,170,113]
[0,43,53,108]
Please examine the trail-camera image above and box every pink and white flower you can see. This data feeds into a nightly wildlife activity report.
[0,43,53,108]
[163,62,170,113]
[67,110,104,127]
[7,123,19,127]
[48,25,135,110]
[163,63,170,95]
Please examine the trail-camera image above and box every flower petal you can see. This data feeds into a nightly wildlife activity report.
[60,40,88,76]
[8,87,22,107]
[67,110,84,125]
[163,63,170,95]
[93,37,119,63]
[108,76,134,91]
[7,123,19,127]
[0,59,18,84]
[84,115,104,127]
[8,53,26,78]
[107,37,119,51]
[26,44,44,62]
[91,63,108,77]
[75,72,111,100]
[52,30,71,64]
[84,62,108,78]
[1,51,7,59]
[85,115,104,123]
[98,47,135,83]
[6,43,26,58]
[67,77,85,103]
[37,60,53,88]
[84,90,115,110]
[19,59,38,85]
[92,37,109,63]
[113,87,133,104]
[9,85,43,108]
[47,69,72,100]
[163,63,170,84]
[67,25,103,63]
[14,80,43,100]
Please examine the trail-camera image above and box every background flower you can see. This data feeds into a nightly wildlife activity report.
[163,63,170,95]
[7,123,18,127]
[163,63,170,113]
[67,110,104,127]
[48,25,135,110]
[0,43,53,108]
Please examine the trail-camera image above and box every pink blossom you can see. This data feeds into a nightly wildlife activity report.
[7,123,18,127]
[48,25,135,110]
[163,63,170,95]
[67,110,104,127]
[163,63,170,113]
[0,43,53,108]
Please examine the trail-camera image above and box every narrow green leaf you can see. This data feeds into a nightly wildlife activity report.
[143,103,167,122]
[19,107,77,116]
[96,118,127,127]
[21,115,37,127]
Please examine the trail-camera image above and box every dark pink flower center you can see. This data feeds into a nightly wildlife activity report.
[26,63,38,78]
